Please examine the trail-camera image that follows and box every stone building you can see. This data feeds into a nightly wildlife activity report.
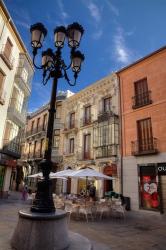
[61,73,120,198]
[21,91,73,192]
[0,1,34,196]
[117,46,166,213]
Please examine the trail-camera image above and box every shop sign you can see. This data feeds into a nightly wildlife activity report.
[158,163,166,175]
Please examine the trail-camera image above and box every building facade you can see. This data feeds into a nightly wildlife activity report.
[0,1,34,196]
[118,46,166,213]
[21,91,73,192]
[61,74,120,197]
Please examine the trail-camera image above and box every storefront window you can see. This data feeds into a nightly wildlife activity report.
[139,165,160,211]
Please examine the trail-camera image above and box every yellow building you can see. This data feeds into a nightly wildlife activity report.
[0,1,34,197]
[61,73,120,198]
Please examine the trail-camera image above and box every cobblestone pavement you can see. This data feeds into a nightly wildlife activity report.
[0,192,166,250]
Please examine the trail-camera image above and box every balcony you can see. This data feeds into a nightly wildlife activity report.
[1,139,21,158]
[98,109,118,122]
[7,98,27,126]
[22,151,44,161]
[0,89,6,105]
[26,125,47,137]
[80,115,93,127]
[63,120,78,133]
[76,151,93,161]
[131,137,158,156]
[132,90,152,109]
[95,144,118,159]
[0,45,14,70]
[15,67,32,93]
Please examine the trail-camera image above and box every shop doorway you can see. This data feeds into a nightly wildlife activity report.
[160,176,166,212]
[103,165,113,194]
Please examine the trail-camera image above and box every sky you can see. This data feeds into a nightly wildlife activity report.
[4,0,166,112]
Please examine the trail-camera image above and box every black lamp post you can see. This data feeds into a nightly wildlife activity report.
[30,22,84,213]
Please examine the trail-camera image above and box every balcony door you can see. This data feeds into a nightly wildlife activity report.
[4,38,13,60]
[134,78,149,106]
[84,106,91,124]
[84,134,91,159]
[137,118,153,152]
[69,112,75,129]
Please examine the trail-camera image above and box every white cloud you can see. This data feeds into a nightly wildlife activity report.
[113,27,133,64]
[57,0,69,24]
[92,29,103,40]
[105,0,119,16]
[87,1,101,23]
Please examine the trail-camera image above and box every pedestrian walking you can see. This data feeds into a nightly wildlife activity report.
[22,185,28,201]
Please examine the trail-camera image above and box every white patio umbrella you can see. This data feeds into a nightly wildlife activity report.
[69,167,115,195]
[27,172,67,180]
[69,167,114,180]
[51,169,75,178]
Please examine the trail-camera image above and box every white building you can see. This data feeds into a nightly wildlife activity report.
[0,1,34,197]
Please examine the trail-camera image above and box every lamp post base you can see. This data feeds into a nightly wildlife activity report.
[11,209,69,250]
[31,159,55,213]
[11,209,94,250]
[31,179,55,213]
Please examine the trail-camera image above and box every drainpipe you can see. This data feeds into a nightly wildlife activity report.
[117,74,123,195]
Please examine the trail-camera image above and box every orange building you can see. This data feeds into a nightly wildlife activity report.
[117,46,166,213]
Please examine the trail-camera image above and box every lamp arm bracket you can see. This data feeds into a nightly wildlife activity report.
[42,70,51,85]
[33,54,43,70]
[63,69,77,86]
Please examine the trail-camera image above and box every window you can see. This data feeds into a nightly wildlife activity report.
[137,118,153,152]
[69,138,74,154]
[84,106,91,125]
[103,97,111,112]
[40,138,45,157]
[10,87,24,113]
[0,69,5,104]
[43,114,47,130]
[21,68,28,82]
[84,134,91,159]
[33,141,37,157]
[0,70,5,92]
[28,143,32,156]
[69,112,75,129]
[139,165,160,211]
[133,78,152,108]
[31,121,35,133]
[36,117,40,132]
[4,38,13,60]
[53,129,60,148]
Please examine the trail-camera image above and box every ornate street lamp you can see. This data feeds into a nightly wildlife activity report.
[30,22,84,213]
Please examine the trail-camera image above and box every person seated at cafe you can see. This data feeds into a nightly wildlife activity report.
[89,182,96,200]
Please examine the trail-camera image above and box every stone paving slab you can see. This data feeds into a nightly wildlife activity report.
[1,192,166,250]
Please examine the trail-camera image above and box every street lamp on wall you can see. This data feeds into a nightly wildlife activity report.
[30,22,85,213]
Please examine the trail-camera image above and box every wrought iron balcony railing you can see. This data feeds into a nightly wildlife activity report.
[80,115,93,127]
[0,45,14,70]
[26,125,47,137]
[131,137,158,156]
[132,90,152,109]
[63,120,78,132]
[95,144,118,158]
[2,139,21,158]
[98,109,118,122]
[15,67,32,90]
[76,151,94,161]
